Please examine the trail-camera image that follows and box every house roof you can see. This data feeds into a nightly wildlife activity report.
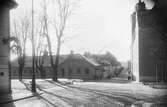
[84,53,119,66]
[11,55,68,67]
[82,56,100,66]
[11,54,100,67]
[59,54,100,67]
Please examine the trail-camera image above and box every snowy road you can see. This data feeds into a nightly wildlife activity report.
[1,79,167,107]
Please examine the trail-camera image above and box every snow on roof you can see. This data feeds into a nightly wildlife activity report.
[81,55,100,66]
[59,54,100,67]
[11,53,100,68]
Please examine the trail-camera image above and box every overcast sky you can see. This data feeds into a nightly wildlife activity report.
[11,0,144,62]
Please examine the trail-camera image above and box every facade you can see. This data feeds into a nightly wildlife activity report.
[11,55,67,79]
[0,0,17,94]
[101,61,116,78]
[11,54,103,80]
[131,1,167,82]
[58,54,102,80]
[118,62,130,78]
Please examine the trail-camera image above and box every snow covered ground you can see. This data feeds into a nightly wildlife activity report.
[0,79,167,107]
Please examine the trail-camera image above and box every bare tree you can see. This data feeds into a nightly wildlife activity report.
[38,0,79,81]
[37,0,54,80]
[51,0,78,81]
[11,16,30,81]
[35,34,48,78]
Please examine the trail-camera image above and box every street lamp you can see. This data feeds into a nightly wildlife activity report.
[31,0,36,93]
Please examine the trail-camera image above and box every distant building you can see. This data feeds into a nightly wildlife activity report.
[118,61,130,79]
[131,1,167,82]
[0,0,17,94]
[11,53,103,80]
[11,55,68,79]
[58,53,103,80]
[84,53,120,79]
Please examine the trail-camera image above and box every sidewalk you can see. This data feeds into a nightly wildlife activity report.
[1,79,167,107]
[0,80,41,104]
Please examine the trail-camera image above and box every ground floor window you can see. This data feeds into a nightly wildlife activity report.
[68,68,72,74]
[61,68,65,77]
[13,69,17,76]
[77,68,81,74]
[84,68,89,74]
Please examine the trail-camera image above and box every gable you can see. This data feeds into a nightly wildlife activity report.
[59,54,100,68]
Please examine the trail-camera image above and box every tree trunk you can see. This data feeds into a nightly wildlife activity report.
[52,39,61,81]
[18,64,23,81]
[45,33,56,80]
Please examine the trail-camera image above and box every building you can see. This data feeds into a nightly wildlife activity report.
[58,53,102,80]
[11,55,68,79]
[117,61,130,79]
[84,53,121,79]
[11,53,103,80]
[131,0,167,82]
[0,0,17,94]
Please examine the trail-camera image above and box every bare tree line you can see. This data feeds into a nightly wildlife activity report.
[11,15,30,81]
[11,0,80,81]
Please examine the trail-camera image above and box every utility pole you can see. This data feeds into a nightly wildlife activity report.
[31,0,36,93]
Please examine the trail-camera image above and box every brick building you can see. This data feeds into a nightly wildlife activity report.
[131,0,167,82]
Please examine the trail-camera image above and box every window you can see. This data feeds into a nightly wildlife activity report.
[29,70,32,74]
[13,69,17,76]
[61,68,65,77]
[68,68,72,74]
[84,68,89,74]
[77,68,81,74]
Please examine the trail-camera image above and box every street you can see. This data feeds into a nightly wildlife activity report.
[0,79,167,107]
